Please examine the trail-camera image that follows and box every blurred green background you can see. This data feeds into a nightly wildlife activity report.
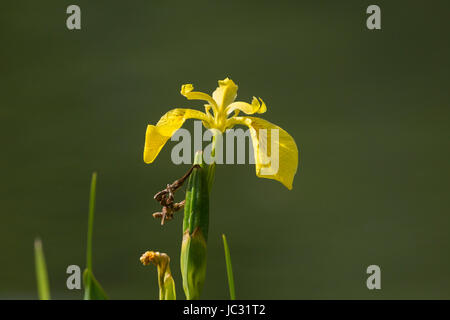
[1,0,449,299]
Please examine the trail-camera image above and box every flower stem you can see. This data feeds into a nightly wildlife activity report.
[207,130,220,192]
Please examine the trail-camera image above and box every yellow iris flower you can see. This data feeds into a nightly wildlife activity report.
[143,78,298,189]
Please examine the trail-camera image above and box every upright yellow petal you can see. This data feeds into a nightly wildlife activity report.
[226,97,267,115]
[229,116,298,189]
[212,78,238,110]
[144,108,207,163]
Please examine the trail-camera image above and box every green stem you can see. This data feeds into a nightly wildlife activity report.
[207,130,220,192]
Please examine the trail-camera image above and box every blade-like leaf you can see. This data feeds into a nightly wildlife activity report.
[84,172,108,300]
[86,172,96,272]
[83,269,108,300]
[222,234,236,300]
[34,238,51,300]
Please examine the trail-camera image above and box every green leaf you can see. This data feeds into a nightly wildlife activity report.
[83,269,108,300]
[207,162,216,193]
[34,238,51,300]
[86,172,96,272]
[83,172,108,300]
[162,274,177,300]
[222,234,236,300]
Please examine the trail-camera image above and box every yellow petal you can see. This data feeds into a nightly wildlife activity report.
[144,108,207,163]
[180,84,217,109]
[231,116,298,189]
[226,97,267,115]
[212,78,238,110]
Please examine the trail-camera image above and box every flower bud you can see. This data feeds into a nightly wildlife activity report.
[180,151,210,299]
[140,251,176,300]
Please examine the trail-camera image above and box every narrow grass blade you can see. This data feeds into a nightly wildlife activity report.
[34,238,51,300]
[83,172,108,300]
[222,234,236,300]
[86,172,96,272]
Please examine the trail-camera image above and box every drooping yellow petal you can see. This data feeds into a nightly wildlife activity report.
[226,97,267,115]
[144,108,207,163]
[212,78,238,110]
[229,116,298,189]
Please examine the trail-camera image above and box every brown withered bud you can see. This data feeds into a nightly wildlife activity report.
[151,166,198,225]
